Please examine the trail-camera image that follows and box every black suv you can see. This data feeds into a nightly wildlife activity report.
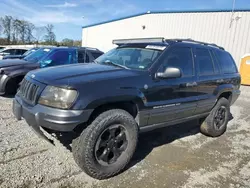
[12,38,241,179]
[0,47,103,95]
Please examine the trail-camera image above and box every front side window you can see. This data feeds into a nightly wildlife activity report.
[196,48,214,75]
[161,47,194,77]
[95,47,163,70]
[39,49,77,68]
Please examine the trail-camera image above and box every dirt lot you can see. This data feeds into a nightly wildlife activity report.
[1,86,250,188]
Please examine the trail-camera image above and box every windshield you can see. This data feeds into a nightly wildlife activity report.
[39,48,77,68]
[23,48,38,56]
[0,48,6,53]
[95,47,163,70]
[24,48,51,63]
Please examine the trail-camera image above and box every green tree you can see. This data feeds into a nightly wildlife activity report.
[61,38,74,46]
[73,40,82,47]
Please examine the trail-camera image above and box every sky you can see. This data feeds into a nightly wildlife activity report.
[0,0,250,41]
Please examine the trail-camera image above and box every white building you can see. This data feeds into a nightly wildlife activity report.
[82,9,250,66]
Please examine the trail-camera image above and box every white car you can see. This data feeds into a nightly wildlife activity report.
[0,48,28,60]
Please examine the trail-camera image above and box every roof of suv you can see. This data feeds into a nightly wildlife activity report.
[113,38,225,51]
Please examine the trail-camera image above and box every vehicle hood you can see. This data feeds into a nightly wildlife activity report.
[0,59,31,68]
[27,63,141,85]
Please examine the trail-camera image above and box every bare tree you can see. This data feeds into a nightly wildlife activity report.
[34,26,46,43]
[0,16,56,45]
[26,22,35,43]
[12,18,21,44]
[0,16,13,44]
[44,24,56,45]
[11,19,35,44]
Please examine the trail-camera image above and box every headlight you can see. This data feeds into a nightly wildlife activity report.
[38,86,78,109]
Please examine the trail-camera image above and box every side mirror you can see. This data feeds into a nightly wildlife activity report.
[156,67,181,79]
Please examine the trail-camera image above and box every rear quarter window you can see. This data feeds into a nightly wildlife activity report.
[215,50,238,74]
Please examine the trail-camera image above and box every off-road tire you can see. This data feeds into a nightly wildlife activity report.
[200,97,230,137]
[72,109,138,179]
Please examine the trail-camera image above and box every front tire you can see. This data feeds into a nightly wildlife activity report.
[200,97,230,137]
[72,109,138,179]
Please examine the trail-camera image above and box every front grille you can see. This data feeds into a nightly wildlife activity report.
[19,79,39,103]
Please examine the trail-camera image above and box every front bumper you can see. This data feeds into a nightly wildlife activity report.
[0,74,10,95]
[13,95,93,142]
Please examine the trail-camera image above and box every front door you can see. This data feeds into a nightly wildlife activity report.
[146,45,198,125]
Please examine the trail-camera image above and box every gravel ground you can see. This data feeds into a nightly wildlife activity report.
[1,86,250,188]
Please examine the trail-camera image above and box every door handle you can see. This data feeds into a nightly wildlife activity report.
[186,82,197,87]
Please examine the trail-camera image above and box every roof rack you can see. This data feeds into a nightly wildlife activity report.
[112,37,225,50]
[112,37,166,45]
[165,38,225,50]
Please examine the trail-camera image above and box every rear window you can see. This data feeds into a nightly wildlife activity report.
[215,50,238,73]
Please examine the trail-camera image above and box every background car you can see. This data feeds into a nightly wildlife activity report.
[0,48,28,60]
[2,47,39,60]
[0,46,104,95]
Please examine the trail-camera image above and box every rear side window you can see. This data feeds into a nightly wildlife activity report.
[3,49,16,55]
[16,49,27,55]
[215,50,238,73]
[196,48,214,75]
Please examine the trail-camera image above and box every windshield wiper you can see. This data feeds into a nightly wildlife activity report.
[103,60,129,69]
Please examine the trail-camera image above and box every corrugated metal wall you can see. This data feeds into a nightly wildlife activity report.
[82,11,250,66]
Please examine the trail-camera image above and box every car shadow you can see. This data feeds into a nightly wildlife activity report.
[53,119,200,152]
[126,119,201,170]
[53,113,234,174]
[53,119,201,158]
[127,113,234,170]
[2,94,15,98]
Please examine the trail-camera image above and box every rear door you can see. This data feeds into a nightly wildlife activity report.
[194,47,221,114]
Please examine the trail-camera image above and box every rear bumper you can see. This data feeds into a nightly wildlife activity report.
[13,95,93,142]
[231,89,241,105]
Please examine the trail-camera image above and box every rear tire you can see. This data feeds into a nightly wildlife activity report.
[72,109,138,179]
[200,97,230,137]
